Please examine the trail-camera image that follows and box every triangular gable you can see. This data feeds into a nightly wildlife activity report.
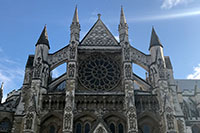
[80,19,119,46]
[90,118,111,133]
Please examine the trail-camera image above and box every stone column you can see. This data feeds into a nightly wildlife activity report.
[122,42,138,133]
[63,39,77,133]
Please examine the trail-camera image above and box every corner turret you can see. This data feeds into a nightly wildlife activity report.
[33,25,50,81]
[35,25,50,63]
[149,27,165,67]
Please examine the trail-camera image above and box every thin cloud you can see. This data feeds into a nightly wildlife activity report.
[0,57,24,102]
[129,9,200,22]
[187,64,200,79]
[161,0,193,9]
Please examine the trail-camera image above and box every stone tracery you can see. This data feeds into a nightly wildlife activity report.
[78,54,120,91]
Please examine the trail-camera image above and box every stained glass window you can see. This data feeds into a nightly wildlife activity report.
[143,125,150,133]
[110,123,115,133]
[49,125,55,133]
[85,123,90,133]
[76,123,82,133]
[118,123,124,133]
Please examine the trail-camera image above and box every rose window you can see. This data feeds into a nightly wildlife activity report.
[78,55,120,91]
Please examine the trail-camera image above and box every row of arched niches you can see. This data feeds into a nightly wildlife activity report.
[38,113,200,133]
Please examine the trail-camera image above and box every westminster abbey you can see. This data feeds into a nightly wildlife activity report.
[0,7,200,133]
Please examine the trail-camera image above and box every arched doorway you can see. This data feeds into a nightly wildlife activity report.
[0,118,12,133]
[40,114,62,133]
[74,113,97,133]
[138,113,160,133]
[192,125,200,133]
[103,114,126,133]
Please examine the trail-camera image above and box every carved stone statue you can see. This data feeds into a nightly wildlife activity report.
[34,57,42,78]
[69,46,76,60]
[125,64,131,79]
[167,114,175,130]
[25,113,34,130]
[124,42,130,61]
[64,113,72,130]
[68,63,75,78]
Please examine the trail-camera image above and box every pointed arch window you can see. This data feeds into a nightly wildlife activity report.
[143,125,150,133]
[118,123,124,133]
[49,125,56,133]
[76,123,82,133]
[85,123,90,133]
[110,123,115,133]
[0,118,11,132]
[192,125,200,133]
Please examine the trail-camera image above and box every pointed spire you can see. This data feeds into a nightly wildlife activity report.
[36,25,50,48]
[120,6,127,24]
[118,6,128,42]
[149,27,163,50]
[72,5,79,23]
[70,6,80,42]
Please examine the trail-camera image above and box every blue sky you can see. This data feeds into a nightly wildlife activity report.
[0,0,200,101]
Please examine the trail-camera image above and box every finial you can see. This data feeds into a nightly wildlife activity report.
[98,14,101,19]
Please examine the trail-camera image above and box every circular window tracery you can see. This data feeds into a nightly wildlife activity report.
[78,54,120,91]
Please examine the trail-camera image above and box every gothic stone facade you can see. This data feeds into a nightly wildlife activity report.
[0,7,200,133]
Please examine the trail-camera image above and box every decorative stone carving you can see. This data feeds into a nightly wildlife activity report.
[78,54,120,91]
[124,42,130,61]
[125,64,132,79]
[149,65,157,86]
[24,69,32,85]
[81,24,118,46]
[69,45,76,60]
[25,113,34,130]
[75,95,124,112]
[34,57,42,78]
[65,91,73,106]
[68,63,76,78]
[64,113,72,130]
[41,64,49,87]
[166,114,175,130]
[127,91,135,107]
[63,79,75,132]
[177,119,185,133]
[127,107,137,132]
